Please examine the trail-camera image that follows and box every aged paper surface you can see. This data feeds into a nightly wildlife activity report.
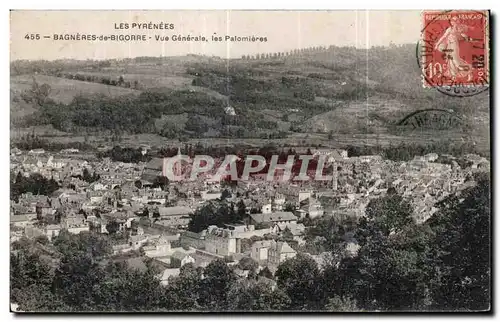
[10,10,490,313]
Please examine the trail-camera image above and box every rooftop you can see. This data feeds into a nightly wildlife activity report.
[250,211,297,223]
[144,158,164,171]
[159,206,193,217]
[10,214,31,222]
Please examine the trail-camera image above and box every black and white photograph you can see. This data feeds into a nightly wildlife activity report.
[9,9,491,313]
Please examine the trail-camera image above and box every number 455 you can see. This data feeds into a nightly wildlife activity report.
[24,34,40,40]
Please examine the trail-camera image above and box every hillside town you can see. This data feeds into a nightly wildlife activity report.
[10,145,490,287]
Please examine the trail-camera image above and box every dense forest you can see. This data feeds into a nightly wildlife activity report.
[10,172,60,202]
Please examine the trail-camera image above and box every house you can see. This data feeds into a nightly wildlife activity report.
[112,243,133,255]
[28,148,45,155]
[11,147,22,155]
[261,202,272,214]
[60,148,80,154]
[62,216,89,235]
[224,106,236,116]
[45,224,62,241]
[249,212,297,226]
[88,217,109,234]
[23,226,45,239]
[35,201,54,219]
[190,249,225,268]
[10,230,24,243]
[271,223,306,245]
[201,190,222,201]
[11,203,36,217]
[10,215,33,228]
[424,153,439,162]
[298,190,312,203]
[88,192,105,205]
[273,193,286,211]
[154,206,193,227]
[225,224,271,239]
[180,230,206,249]
[128,234,148,250]
[89,182,108,191]
[204,225,240,256]
[299,197,324,219]
[158,268,180,286]
[312,148,348,160]
[143,234,173,258]
[102,212,131,231]
[147,190,169,204]
[268,241,296,267]
[141,158,164,185]
[170,251,195,268]
[233,267,250,278]
[251,240,273,262]
[126,257,148,272]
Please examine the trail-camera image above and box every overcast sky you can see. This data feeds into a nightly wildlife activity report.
[10,10,421,61]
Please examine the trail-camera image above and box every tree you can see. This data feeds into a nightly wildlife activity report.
[134,180,143,189]
[361,194,414,241]
[11,173,61,201]
[331,194,432,311]
[325,296,360,312]
[52,230,112,259]
[34,235,50,245]
[304,216,344,252]
[427,172,491,311]
[11,250,53,292]
[197,259,236,310]
[152,176,169,190]
[236,199,247,221]
[163,263,203,310]
[258,267,273,279]
[284,203,295,212]
[237,257,258,272]
[188,201,241,233]
[52,253,105,310]
[11,284,69,312]
[281,227,294,241]
[152,209,160,220]
[221,189,231,200]
[225,278,291,311]
[105,220,120,235]
[275,253,324,310]
[82,168,91,181]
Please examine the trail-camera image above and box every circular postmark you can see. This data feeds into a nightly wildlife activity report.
[397,108,464,130]
[416,10,489,97]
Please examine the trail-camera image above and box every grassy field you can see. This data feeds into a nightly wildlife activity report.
[66,70,228,100]
[11,74,141,104]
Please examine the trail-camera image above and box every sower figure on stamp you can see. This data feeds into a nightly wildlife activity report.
[434,16,473,82]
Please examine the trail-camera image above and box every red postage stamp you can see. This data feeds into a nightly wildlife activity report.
[421,10,489,89]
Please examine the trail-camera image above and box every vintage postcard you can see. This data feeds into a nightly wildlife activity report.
[10,10,491,313]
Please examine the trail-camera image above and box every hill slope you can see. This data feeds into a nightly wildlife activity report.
[10,46,490,150]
